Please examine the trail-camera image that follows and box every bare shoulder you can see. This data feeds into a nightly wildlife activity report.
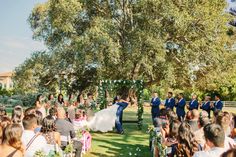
[13,150,23,157]
[54,131,60,137]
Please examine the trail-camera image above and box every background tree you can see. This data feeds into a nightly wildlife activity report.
[13,0,236,99]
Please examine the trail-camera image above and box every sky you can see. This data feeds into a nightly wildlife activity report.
[0,1,235,73]
[0,0,47,73]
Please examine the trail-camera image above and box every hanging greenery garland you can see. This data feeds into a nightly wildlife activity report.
[98,80,144,129]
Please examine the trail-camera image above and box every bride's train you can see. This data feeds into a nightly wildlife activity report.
[87,104,119,132]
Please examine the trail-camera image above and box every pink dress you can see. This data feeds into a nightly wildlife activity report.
[73,117,92,152]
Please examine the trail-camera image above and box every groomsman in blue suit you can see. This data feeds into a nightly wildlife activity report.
[187,94,199,110]
[151,92,161,125]
[200,95,211,118]
[164,92,175,110]
[115,93,129,134]
[175,93,186,121]
[211,94,223,111]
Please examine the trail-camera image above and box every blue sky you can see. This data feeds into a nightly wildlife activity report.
[0,0,235,73]
[0,0,47,73]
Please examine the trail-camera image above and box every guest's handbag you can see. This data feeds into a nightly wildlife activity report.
[26,133,40,150]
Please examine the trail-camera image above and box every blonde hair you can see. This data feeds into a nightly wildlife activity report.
[2,123,24,153]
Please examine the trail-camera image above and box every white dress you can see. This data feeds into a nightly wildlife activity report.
[37,106,46,118]
[87,104,119,132]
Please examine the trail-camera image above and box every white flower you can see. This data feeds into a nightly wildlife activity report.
[129,152,132,156]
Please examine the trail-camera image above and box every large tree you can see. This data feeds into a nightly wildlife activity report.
[14,0,235,94]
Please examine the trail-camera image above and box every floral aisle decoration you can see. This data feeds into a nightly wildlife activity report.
[148,126,167,157]
[98,80,144,129]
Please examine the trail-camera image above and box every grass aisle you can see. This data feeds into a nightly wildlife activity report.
[84,107,152,157]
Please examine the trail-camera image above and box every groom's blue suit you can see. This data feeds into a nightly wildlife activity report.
[115,102,128,133]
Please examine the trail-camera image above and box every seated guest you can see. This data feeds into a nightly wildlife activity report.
[0,116,12,143]
[185,110,192,122]
[221,148,236,157]
[176,122,200,156]
[212,110,222,123]
[166,109,178,124]
[193,123,226,157]
[188,109,200,132]
[67,104,76,122]
[194,113,210,148]
[55,107,82,157]
[215,112,235,149]
[22,114,47,156]
[49,107,57,120]
[35,110,43,133]
[41,115,62,155]
[154,109,168,131]
[231,114,236,142]
[163,119,180,156]
[0,124,24,157]
[73,110,92,152]
[24,107,36,116]
[0,116,11,129]
[41,115,61,146]
[12,105,24,125]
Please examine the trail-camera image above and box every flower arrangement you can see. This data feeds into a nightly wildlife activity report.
[148,126,167,157]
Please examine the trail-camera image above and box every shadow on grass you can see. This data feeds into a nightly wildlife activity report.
[84,107,152,157]
[91,138,151,157]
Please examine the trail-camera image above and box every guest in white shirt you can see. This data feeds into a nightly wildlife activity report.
[215,111,235,150]
[193,123,226,157]
[21,114,47,157]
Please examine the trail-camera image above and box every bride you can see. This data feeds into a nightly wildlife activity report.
[86,96,121,132]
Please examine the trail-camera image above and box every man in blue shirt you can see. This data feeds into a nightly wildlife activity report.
[188,94,199,110]
[211,94,223,111]
[151,92,161,125]
[164,92,175,110]
[200,95,211,118]
[115,93,129,134]
[175,93,186,121]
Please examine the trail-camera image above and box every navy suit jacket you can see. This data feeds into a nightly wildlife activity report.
[201,101,211,112]
[213,100,223,111]
[116,102,128,116]
[151,97,161,114]
[189,99,199,110]
[175,98,186,116]
[164,98,175,110]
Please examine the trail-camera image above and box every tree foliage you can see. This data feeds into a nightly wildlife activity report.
[13,0,236,97]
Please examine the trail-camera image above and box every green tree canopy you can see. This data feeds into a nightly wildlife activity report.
[13,0,236,96]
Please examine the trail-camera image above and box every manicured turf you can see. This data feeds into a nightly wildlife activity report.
[84,107,152,157]
[83,106,236,157]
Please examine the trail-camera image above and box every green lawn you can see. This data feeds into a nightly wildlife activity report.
[83,106,236,157]
[84,107,152,157]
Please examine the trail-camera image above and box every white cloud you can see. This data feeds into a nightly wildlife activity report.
[0,36,46,73]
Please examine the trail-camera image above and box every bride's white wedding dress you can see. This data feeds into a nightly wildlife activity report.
[87,104,119,132]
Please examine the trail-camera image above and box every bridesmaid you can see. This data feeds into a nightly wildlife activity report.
[35,94,46,118]
[57,94,64,107]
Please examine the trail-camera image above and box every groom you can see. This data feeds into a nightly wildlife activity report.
[115,93,129,134]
